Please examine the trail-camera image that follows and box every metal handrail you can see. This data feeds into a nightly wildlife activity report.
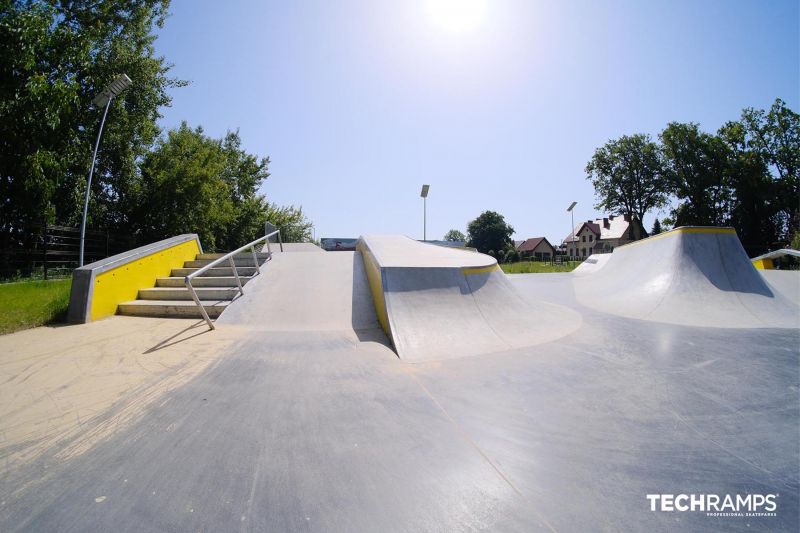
[185,229,284,330]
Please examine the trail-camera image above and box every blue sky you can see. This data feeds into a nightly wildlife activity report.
[154,0,799,244]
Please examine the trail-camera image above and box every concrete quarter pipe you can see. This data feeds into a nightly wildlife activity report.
[358,235,581,362]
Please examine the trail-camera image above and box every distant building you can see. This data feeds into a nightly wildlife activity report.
[563,215,636,259]
[516,237,556,260]
[320,238,358,251]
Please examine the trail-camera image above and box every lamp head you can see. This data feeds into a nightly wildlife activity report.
[92,74,132,107]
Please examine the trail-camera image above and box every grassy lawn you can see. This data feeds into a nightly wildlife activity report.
[0,278,72,335]
[501,261,582,274]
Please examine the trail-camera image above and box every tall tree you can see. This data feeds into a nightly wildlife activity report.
[443,229,466,242]
[739,98,799,240]
[264,204,313,243]
[467,211,514,254]
[651,218,663,235]
[585,134,669,239]
[0,0,183,234]
[717,119,782,255]
[660,122,732,227]
[137,123,282,250]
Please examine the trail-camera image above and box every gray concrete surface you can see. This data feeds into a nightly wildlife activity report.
[1,237,798,532]
[761,270,800,305]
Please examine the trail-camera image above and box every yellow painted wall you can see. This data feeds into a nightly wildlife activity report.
[357,242,391,339]
[752,258,774,270]
[90,239,201,320]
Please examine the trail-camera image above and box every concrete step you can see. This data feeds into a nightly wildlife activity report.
[155,276,253,288]
[171,266,257,277]
[185,257,267,268]
[118,300,231,318]
[138,287,240,301]
[197,252,270,261]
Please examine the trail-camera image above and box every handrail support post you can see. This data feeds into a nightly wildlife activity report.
[230,256,244,296]
[185,277,215,330]
[183,229,281,330]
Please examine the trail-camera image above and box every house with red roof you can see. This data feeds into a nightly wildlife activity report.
[563,214,637,259]
[516,237,556,260]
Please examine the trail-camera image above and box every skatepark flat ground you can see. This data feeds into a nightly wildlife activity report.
[0,243,798,532]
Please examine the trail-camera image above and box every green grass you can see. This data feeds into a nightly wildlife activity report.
[0,278,72,335]
[501,261,582,274]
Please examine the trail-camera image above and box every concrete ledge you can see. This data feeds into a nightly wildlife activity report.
[751,248,800,270]
[68,234,203,323]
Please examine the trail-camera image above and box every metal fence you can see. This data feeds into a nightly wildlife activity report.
[0,224,136,280]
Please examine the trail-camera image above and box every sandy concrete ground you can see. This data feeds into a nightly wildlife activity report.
[0,316,238,476]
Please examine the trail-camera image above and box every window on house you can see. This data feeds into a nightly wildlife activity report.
[582,248,586,256]
[581,235,586,242]
[589,235,593,242]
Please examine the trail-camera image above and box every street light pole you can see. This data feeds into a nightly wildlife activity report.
[79,74,132,267]
[567,201,577,261]
[420,184,430,241]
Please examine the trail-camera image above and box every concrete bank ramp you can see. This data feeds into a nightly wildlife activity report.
[573,227,799,328]
[216,248,383,335]
[359,235,581,362]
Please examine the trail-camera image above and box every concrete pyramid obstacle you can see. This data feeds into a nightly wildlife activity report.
[573,227,799,328]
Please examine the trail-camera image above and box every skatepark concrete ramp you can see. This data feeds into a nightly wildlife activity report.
[358,235,580,362]
[573,227,799,328]
[215,244,384,335]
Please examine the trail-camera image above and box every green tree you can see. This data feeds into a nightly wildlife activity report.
[651,218,663,235]
[660,122,732,227]
[738,98,799,241]
[467,211,514,254]
[717,119,782,255]
[137,123,288,250]
[0,0,183,235]
[443,229,466,242]
[265,204,313,243]
[585,134,668,240]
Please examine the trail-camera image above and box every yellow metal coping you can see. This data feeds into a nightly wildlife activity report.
[90,239,201,320]
[616,226,737,250]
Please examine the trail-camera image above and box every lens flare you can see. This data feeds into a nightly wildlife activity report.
[425,0,488,33]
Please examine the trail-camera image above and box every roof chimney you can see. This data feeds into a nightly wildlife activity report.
[623,214,630,221]
[603,217,609,228]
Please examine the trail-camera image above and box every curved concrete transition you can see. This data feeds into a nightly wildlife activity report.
[760,269,800,306]
[573,227,799,328]
[571,252,612,276]
[358,235,581,362]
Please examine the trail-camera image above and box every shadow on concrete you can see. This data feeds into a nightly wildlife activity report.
[144,320,211,354]
[351,252,392,348]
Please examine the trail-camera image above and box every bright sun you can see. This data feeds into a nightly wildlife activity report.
[425,0,488,33]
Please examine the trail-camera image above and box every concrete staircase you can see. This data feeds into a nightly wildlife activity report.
[118,252,270,318]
